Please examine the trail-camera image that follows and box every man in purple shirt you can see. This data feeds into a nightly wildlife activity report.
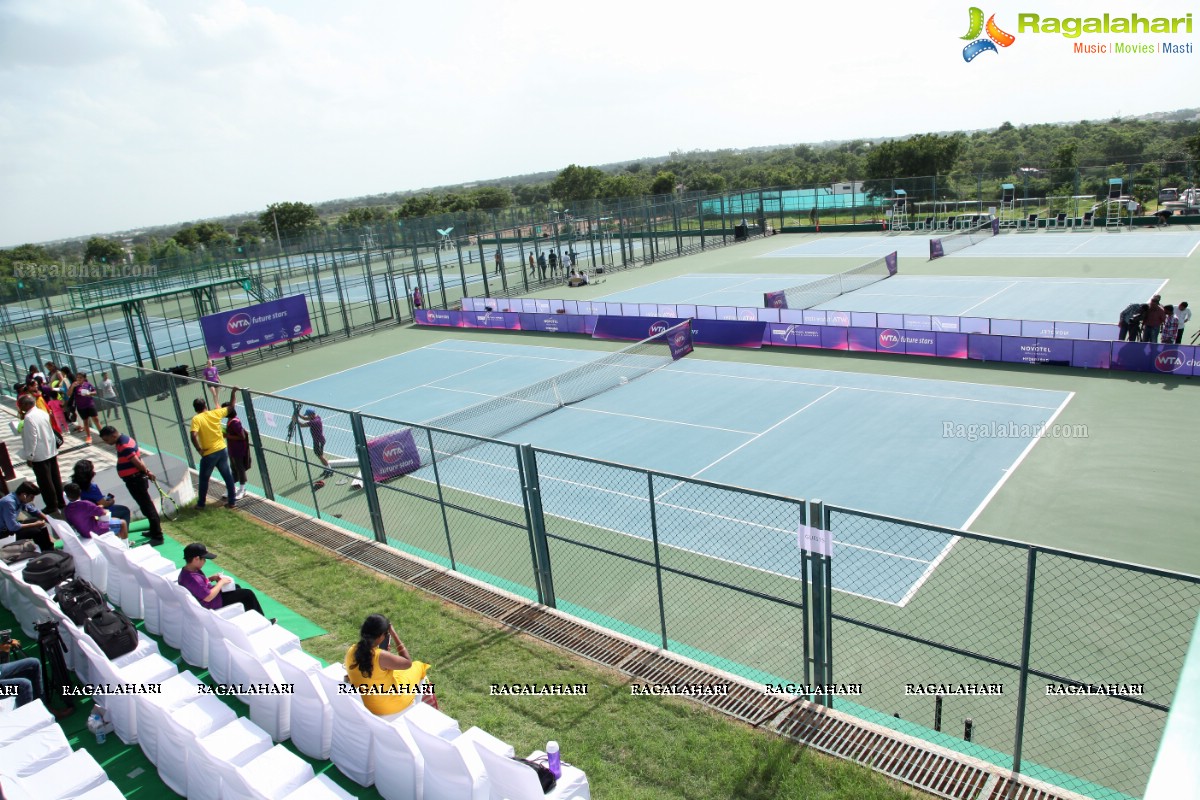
[177,542,269,619]
[63,482,127,539]
[293,408,333,479]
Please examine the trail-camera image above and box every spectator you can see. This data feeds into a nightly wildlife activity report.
[1141,295,1166,343]
[528,252,536,275]
[17,394,64,515]
[548,250,558,277]
[412,286,422,309]
[1175,301,1191,344]
[1117,302,1145,342]
[0,654,68,715]
[177,542,271,619]
[224,406,251,501]
[98,425,164,546]
[69,370,99,444]
[71,459,131,528]
[190,389,238,509]
[1154,208,1172,227]
[202,359,221,409]
[537,251,547,280]
[1161,305,1179,345]
[63,482,127,539]
[26,364,45,385]
[99,371,119,422]
[344,613,436,715]
[0,480,56,551]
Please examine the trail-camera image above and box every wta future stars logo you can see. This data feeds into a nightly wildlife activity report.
[961,7,1016,61]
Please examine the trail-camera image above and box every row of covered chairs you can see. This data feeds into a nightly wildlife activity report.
[3,521,591,799]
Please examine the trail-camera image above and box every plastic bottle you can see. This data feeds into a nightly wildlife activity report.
[88,711,106,744]
[546,740,561,779]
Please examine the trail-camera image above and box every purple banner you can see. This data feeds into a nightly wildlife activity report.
[991,217,1001,235]
[929,238,945,260]
[367,428,422,482]
[1001,337,1074,366]
[765,290,788,309]
[1071,340,1112,370]
[518,314,588,335]
[885,251,898,276]
[764,323,825,348]
[200,294,312,359]
[667,320,694,360]
[593,316,764,349]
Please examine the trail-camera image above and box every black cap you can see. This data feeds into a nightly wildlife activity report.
[183,543,216,562]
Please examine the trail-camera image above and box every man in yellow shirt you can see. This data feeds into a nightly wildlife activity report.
[190,387,238,509]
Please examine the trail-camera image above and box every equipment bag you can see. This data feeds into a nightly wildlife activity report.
[57,577,107,625]
[1,539,39,564]
[22,550,75,590]
[84,606,138,659]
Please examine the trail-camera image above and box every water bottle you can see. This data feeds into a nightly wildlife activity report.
[88,711,106,744]
[546,740,561,779]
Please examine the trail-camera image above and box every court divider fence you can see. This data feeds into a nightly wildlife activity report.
[4,337,1198,800]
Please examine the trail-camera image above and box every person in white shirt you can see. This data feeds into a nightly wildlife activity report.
[1174,301,1191,344]
[17,394,65,514]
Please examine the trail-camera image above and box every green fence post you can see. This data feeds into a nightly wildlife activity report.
[518,444,555,607]
[240,392,274,501]
[349,412,387,543]
[647,472,668,650]
[424,427,456,570]
[807,499,833,707]
[1011,547,1039,778]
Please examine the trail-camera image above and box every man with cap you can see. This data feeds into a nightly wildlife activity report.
[0,480,56,552]
[178,542,270,619]
[292,407,333,480]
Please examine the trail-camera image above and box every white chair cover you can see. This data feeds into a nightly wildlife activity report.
[134,669,205,764]
[275,654,332,760]
[474,743,592,800]
[76,634,177,745]
[186,717,273,800]
[280,773,359,800]
[214,743,314,800]
[0,699,53,744]
[315,668,376,787]
[407,720,493,800]
[0,723,70,778]
[155,694,238,796]
[225,639,292,741]
[4,747,109,800]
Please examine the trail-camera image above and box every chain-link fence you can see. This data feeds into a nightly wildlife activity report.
[4,337,1198,799]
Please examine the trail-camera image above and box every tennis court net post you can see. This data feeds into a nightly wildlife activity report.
[763,252,898,310]
[424,318,695,459]
[929,216,999,260]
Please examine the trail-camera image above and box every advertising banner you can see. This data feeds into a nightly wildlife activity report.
[200,294,312,359]
[366,428,422,482]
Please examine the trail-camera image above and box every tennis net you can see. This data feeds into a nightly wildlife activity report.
[763,252,898,310]
[929,217,999,260]
[425,318,695,456]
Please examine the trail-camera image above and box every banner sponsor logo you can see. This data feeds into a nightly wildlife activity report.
[226,313,252,335]
[1154,349,1188,372]
[879,329,901,349]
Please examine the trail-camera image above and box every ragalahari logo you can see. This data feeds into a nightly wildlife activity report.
[962,7,1016,61]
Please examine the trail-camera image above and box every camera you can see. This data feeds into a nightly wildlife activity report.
[0,630,10,644]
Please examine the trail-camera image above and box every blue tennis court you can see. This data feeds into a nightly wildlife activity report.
[595,274,1167,323]
[16,317,204,363]
[255,340,1072,606]
[764,231,1200,259]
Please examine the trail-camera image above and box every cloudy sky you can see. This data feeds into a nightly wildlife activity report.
[1,0,1196,246]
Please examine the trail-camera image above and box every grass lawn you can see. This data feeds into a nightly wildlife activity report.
[171,506,925,800]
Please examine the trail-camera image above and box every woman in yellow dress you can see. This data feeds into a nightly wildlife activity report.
[344,614,437,714]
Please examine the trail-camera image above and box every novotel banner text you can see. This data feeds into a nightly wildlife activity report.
[200,295,313,359]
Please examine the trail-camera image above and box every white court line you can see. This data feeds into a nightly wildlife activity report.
[1188,238,1200,259]
[685,388,839,482]
[956,281,1020,316]
[960,391,1076,531]
[897,534,960,607]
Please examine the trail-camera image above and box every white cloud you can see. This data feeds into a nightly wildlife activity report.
[1,0,1197,245]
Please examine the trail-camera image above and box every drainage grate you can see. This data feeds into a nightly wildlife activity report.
[986,780,1073,800]
[343,542,431,583]
[408,571,525,619]
[501,606,638,668]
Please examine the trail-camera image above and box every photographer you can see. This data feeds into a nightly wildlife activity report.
[1,633,68,716]
[0,480,56,552]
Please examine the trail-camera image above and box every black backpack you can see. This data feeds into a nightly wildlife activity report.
[57,577,107,626]
[84,607,139,659]
[22,550,75,590]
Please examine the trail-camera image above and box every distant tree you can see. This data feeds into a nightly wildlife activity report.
[171,226,200,249]
[193,221,233,248]
[259,201,319,240]
[471,186,512,210]
[512,183,551,205]
[83,237,126,265]
[601,174,647,198]
[1049,142,1078,191]
[1185,132,1200,162]
[551,164,606,201]
[338,206,393,229]
[236,220,264,246]
[650,171,677,195]
[397,194,444,219]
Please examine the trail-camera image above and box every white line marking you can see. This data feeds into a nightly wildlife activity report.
[897,535,960,607]
[957,281,1020,316]
[960,391,1076,531]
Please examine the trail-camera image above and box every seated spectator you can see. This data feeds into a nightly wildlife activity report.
[0,480,56,551]
[567,270,588,288]
[177,542,272,621]
[344,613,437,714]
[71,459,131,527]
[0,655,69,716]
[63,482,127,539]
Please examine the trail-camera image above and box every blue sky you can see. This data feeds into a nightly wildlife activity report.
[1,0,1196,246]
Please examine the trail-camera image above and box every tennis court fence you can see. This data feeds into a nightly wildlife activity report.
[3,337,1197,800]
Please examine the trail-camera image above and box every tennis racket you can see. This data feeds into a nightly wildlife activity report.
[151,478,179,521]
